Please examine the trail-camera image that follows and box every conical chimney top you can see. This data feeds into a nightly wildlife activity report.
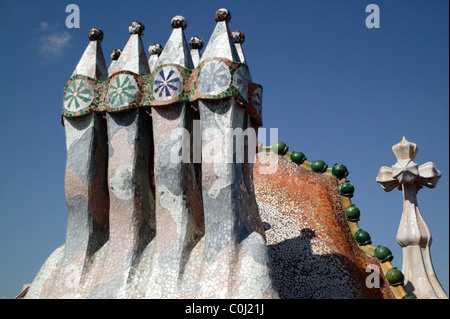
[200,8,241,63]
[155,15,194,69]
[71,28,108,81]
[109,21,150,75]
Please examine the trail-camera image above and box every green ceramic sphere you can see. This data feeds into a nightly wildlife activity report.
[290,151,307,165]
[311,160,328,174]
[344,205,360,222]
[332,163,349,179]
[386,267,405,286]
[374,245,394,262]
[272,142,289,155]
[354,229,372,245]
[339,181,355,197]
[402,294,417,299]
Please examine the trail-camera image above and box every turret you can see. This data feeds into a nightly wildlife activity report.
[189,36,204,68]
[148,43,163,73]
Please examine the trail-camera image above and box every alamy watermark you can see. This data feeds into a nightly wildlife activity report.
[366,4,380,29]
[166,121,280,175]
[365,264,381,288]
[65,4,80,29]
[66,4,380,30]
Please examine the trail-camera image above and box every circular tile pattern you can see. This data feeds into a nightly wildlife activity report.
[153,66,183,101]
[198,61,231,95]
[107,73,140,109]
[63,79,94,112]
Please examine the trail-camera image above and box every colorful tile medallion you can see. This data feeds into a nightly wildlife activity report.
[62,75,105,117]
[63,58,262,125]
[153,66,184,101]
[198,60,231,95]
[108,73,140,109]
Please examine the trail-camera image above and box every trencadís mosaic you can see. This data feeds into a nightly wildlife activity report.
[63,58,262,126]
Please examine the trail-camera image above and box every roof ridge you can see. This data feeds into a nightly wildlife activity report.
[258,141,415,299]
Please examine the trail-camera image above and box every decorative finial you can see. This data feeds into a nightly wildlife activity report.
[88,28,104,42]
[148,43,163,56]
[171,15,187,30]
[215,8,231,23]
[231,31,245,44]
[110,49,121,61]
[189,36,204,50]
[377,138,447,298]
[392,136,418,161]
[129,21,145,35]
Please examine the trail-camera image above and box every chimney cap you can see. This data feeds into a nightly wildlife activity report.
[231,30,245,44]
[129,21,145,35]
[148,43,163,56]
[189,36,204,50]
[171,15,187,30]
[88,28,104,42]
[110,49,121,60]
[215,8,231,23]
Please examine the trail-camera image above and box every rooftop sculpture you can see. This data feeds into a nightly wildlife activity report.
[22,9,446,299]
[377,137,447,299]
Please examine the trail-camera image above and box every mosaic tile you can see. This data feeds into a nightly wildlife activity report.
[62,75,106,117]
[253,153,396,299]
[64,58,262,125]
[26,7,405,300]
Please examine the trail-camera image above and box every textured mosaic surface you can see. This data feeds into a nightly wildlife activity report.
[232,30,248,66]
[25,149,397,299]
[231,30,245,44]
[215,8,231,23]
[171,15,187,30]
[88,28,104,42]
[189,37,203,68]
[189,36,204,50]
[254,153,396,299]
[25,8,400,299]
[148,43,163,73]
[129,21,145,35]
[148,43,163,56]
[110,49,121,61]
[63,75,106,117]
[63,59,260,124]
[108,31,150,76]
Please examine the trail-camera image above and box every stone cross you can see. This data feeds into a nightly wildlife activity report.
[376,137,448,299]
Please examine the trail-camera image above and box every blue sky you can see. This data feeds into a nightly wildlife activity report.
[0,0,448,299]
